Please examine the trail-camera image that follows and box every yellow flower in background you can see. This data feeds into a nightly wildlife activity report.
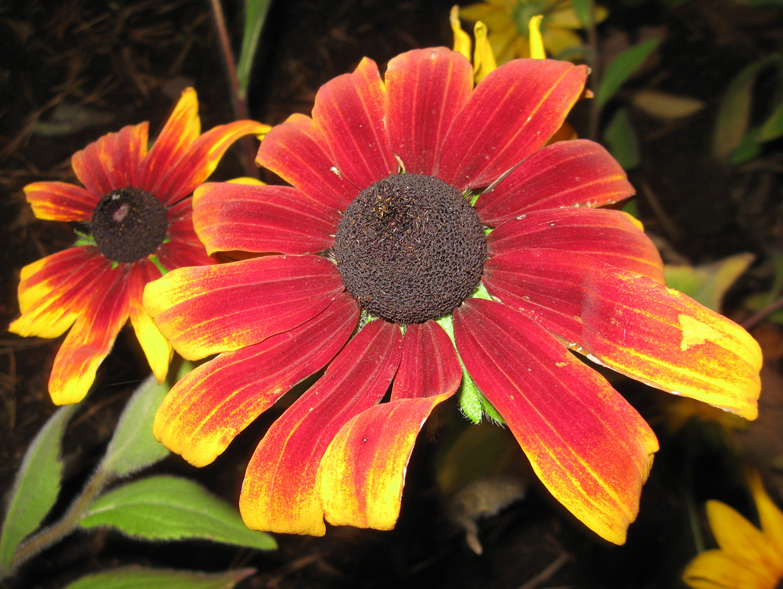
[683,470,783,589]
[459,0,608,63]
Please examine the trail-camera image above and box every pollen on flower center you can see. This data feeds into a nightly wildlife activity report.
[91,187,168,263]
[334,173,486,324]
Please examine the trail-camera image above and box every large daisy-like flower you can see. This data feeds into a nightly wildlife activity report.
[459,0,608,63]
[9,88,268,405]
[144,49,761,544]
[683,470,783,588]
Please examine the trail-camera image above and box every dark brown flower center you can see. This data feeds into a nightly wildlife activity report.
[91,187,168,263]
[334,173,486,324]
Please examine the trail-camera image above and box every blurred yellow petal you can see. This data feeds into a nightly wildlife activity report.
[542,27,583,57]
[473,21,498,82]
[683,549,775,589]
[451,6,472,60]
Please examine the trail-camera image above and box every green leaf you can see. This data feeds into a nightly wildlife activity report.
[712,55,780,159]
[100,363,193,478]
[664,253,755,311]
[0,405,76,573]
[458,372,483,424]
[596,38,660,110]
[237,0,273,101]
[572,0,592,27]
[604,107,640,170]
[758,98,783,142]
[64,566,255,589]
[729,126,763,165]
[79,476,276,551]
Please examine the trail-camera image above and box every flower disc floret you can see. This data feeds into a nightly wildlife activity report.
[335,173,486,324]
[91,187,168,263]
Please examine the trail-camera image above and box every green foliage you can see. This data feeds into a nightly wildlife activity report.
[0,405,76,574]
[745,253,783,324]
[596,38,661,110]
[79,476,276,551]
[572,0,593,27]
[664,253,755,311]
[64,566,256,589]
[712,54,782,161]
[604,107,640,170]
[99,372,177,478]
[237,0,274,101]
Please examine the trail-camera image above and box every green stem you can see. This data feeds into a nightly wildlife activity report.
[208,0,258,177]
[10,468,112,572]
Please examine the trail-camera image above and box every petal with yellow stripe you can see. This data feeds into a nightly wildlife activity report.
[453,298,658,545]
[239,319,402,535]
[153,293,359,467]
[484,249,762,418]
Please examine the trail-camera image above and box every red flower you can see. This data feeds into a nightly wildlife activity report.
[9,88,268,404]
[144,49,761,544]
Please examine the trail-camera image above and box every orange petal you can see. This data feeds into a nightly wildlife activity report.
[71,122,149,195]
[143,255,344,360]
[9,247,110,339]
[317,394,453,530]
[484,249,762,418]
[49,264,131,404]
[24,181,99,222]
[153,293,359,467]
[239,319,402,535]
[454,298,658,544]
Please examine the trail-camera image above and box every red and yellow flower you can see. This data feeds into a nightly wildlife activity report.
[683,470,783,588]
[144,49,761,544]
[9,88,268,405]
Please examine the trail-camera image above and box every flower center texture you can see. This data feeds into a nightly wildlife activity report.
[335,173,486,324]
[91,187,168,263]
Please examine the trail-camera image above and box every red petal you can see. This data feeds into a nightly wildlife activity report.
[154,199,213,269]
[312,57,396,190]
[49,264,131,404]
[487,208,664,282]
[24,181,99,221]
[475,140,634,225]
[385,48,473,175]
[9,247,111,339]
[193,182,338,255]
[143,255,344,360]
[71,123,149,195]
[317,394,452,530]
[484,249,762,418]
[435,59,588,190]
[454,298,658,544]
[239,319,402,535]
[391,320,462,400]
[255,113,357,212]
[154,292,360,467]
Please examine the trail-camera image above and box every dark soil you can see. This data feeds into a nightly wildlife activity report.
[2,0,782,588]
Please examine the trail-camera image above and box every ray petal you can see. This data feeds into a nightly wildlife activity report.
[475,140,634,225]
[193,182,338,255]
[487,208,664,282]
[143,255,345,360]
[239,319,402,535]
[24,181,100,222]
[312,57,396,190]
[484,249,762,418]
[385,48,473,175]
[72,122,149,195]
[435,59,587,190]
[453,298,658,545]
[154,292,360,467]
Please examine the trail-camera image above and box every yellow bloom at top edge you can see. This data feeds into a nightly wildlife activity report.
[459,0,608,64]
